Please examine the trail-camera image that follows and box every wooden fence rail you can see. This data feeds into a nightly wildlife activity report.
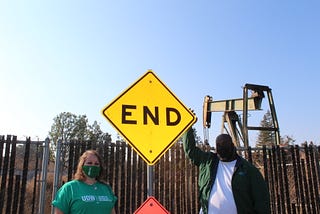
[1,135,320,214]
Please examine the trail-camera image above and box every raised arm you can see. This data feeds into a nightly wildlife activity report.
[182,127,210,166]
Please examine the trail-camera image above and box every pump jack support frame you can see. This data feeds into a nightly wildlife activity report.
[203,83,280,148]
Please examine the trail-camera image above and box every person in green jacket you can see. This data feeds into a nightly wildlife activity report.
[183,127,270,214]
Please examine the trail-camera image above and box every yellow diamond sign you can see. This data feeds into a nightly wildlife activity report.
[102,70,197,165]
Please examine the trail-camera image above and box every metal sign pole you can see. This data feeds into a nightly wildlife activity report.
[147,165,153,197]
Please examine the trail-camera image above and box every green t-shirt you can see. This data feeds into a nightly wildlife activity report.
[52,180,117,214]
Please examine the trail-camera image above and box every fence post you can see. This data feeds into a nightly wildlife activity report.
[19,137,31,214]
[38,138,50,214]
[51,139,62,214]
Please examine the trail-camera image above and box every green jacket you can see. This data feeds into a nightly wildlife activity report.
[182,128,271,214]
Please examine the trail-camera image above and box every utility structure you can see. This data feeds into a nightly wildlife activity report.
[203,83,280,148]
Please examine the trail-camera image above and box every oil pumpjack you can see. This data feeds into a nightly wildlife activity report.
[203,83,280,148]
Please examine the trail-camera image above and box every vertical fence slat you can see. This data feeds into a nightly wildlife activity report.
[270,146,279,213]
[18,137,31,214]
[164,150,170,211]
[114,141,120,214]
[119,141,126,214]
[305,145,316,213]
[132,150,138,211]
[302,161,311,213]
[142,158,148,203]
[0,136,5,191]
[177,143,183,214]
[13,174,21,213]
[6,136,17,213]
[0,135,12,213]
[0,136,4,172]
[74,142,80,174]
[184,149,191,214]
[125,144,132,213]
[304,145,313,213]
[67,141,74,181]
[290,146,299,214]
[281,148,291,214]
[277,146,286,213]
[314,146,320,213]
[295,145,306,214]
[135,152,142,210]
[175,144,181,214]
[31,143,40,214]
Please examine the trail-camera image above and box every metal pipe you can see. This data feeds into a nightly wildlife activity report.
[38,138,50,214]
[147,165,153,197]
[51,139,62,214]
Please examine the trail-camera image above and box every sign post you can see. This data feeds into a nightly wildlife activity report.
[147,165,153,197]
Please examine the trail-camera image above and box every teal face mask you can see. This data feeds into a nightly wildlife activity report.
[82,165,101,178]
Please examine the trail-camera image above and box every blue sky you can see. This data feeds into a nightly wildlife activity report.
[1,1,319,146]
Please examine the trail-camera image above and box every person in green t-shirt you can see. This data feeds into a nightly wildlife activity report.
[52,150,117,214]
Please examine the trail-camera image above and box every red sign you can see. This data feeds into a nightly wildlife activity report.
[134,196,170,214]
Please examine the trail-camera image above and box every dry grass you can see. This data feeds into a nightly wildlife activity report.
[24,164,55,214]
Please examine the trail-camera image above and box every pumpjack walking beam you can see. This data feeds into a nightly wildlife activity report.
[203,83,280,148]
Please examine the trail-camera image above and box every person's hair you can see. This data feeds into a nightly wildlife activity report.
[74,150,106,183]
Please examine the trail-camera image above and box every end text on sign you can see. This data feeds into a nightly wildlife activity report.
[122,105,181,126]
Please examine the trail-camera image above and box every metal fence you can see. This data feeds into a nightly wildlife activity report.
[54,140,320,214]
[1,134,320,214]
[0,135,49,214]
